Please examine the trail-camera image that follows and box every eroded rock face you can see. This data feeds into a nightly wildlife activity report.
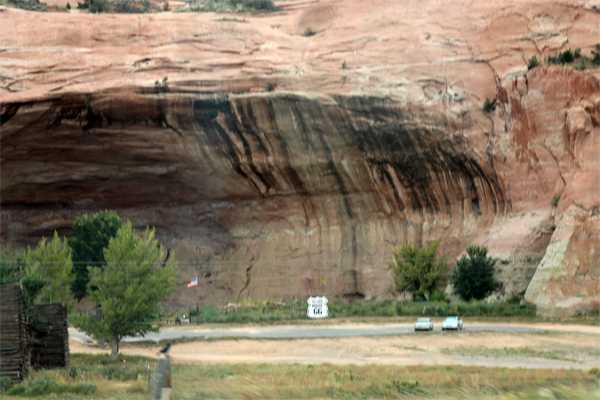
[1,0,599,311]
[525,208,600,317]
[1,91,506,302]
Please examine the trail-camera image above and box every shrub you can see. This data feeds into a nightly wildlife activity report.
[527,55,539,70]
[113,0,137,12]
[303,27,318,37]
[66,2,71,8]
[450,244,499,301]
[483,97,496,113]
[89,0,110,13]
[592,44,600,65]
[163,1,168,11]
[560,49,574,64]
[266,82,276,91]
[342,60,347,69]
[550,194,560,207]
[389,240,450,301]
[574,48,581,59]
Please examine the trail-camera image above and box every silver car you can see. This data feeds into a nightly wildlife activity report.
[442,316,463,331]
[414,317,433,331]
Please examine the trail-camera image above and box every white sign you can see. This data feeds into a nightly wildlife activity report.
[307,296,329,319]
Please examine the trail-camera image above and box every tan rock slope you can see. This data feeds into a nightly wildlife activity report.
[1,0,599,315]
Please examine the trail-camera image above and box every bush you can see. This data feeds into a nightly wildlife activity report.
[483,97,496,113]
[66,2,71,8]
[592,44,600,65]
[527,55,539,70]
[342,60,347,69]
[449,244,499,301]
[89,0,110,12]
[550,194,560,207]
[303,27,318,37]
[266,82,276,91]
[389,240,450,301]
[560,49,574,64]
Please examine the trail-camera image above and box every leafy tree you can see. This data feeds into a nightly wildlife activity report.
[389,240,449,301]
[449,244,498,301]
[24,232,75,307]
[68,211,122,301]
[73,221,178,361]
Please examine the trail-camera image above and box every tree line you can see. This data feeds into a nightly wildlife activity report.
[389,240,499,302]
[1,211,178,361]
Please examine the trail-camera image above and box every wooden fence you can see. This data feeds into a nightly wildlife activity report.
[0,284,28,383]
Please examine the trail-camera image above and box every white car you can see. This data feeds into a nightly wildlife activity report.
[414,318,433,331]
[442,316,463,331]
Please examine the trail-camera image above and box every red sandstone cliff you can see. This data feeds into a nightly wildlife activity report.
[1,0,598,315]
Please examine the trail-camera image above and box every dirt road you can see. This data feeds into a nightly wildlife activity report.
[69,322,600,369]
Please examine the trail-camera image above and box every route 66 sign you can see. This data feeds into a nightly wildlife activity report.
[307,296,329,319]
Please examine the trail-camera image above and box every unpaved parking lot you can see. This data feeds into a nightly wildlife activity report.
[70,322,600,369]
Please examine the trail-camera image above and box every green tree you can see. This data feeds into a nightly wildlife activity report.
[24,232,75,307]
[388,240,449,301]
[449,244,498,301]
[73,221,178,361]
[0,248,26,284]
[68,211,122,301]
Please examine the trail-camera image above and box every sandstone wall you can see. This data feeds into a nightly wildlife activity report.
[1,0,599,313]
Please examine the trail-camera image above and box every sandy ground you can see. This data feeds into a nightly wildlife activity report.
[70,323,600,369]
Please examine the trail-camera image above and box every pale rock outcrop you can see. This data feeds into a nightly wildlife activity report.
[525,207,600,316]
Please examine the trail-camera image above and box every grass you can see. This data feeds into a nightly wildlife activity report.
[442,346,577,362]
[395,345,428,352]
[3,354,598,399]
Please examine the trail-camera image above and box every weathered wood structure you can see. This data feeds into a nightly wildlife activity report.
[33,303,70,369]
[0,284,28,383]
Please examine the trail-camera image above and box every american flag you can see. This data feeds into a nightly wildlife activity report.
[187,277,198,288]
